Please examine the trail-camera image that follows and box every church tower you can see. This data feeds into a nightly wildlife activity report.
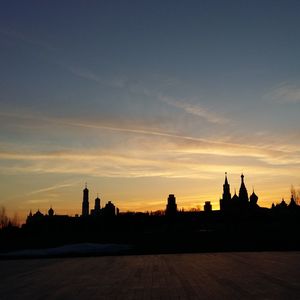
[238,174,249,207]
[166,194,177,216]
[223,172,231,202]
[220,172,231,211]
[82,183,89,216]
[93,195,101,215]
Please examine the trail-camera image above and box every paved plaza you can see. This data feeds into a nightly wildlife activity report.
[1,252,300,299]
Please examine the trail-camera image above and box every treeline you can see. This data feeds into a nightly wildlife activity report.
[0,206,19,229]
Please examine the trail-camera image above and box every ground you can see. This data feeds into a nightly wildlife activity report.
[1,252,300,299]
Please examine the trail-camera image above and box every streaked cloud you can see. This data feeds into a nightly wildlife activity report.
[160,95,229,124]
[68,67,127,88]
[266,82,300,104]
[27,182,78,195]
[26,199,57,204]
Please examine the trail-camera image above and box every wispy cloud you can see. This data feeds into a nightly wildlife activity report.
[27,182,78,196]
[68,67,127,88]
[0,110,225,145]
[266,82,300,104]
[26,199,57,204]
[160,96,229,124]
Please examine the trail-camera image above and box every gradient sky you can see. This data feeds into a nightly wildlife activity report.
[1,1,300,222]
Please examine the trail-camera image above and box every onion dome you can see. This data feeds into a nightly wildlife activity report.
[48,207,54,216]
[34,210,44,217]
[250,190,258,205]
[232,190,239,202]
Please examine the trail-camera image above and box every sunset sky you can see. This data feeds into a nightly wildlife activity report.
[1,1,300,221]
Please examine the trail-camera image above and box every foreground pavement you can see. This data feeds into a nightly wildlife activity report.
[1,252,300,299]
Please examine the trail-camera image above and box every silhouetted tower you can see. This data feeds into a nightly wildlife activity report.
[103,201,116,217]
[223,172,231,200]
[92,195,101,216]
[95,195,101,211]
[220,172,231,210]
[82,183,89,216]
[204,201,212,212]
[166,194,177,216]
[239,174,249,207]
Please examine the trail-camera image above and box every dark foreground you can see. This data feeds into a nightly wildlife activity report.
[1,252,300,299]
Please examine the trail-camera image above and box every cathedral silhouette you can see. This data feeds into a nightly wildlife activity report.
[220,173,259,212]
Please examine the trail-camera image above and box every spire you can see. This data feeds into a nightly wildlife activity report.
[222,172,231,203]
[82,183,89,216]
[85,182,88,189]
[239,173,249,205]
[225,172,228,185]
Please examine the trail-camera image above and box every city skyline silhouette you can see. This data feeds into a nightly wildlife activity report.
[1,1,300,224]
[1,171,299,257]
[22,172,300,221]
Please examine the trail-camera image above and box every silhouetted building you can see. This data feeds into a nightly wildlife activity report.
[272,197,299,212]
[204,201,212,212]
[26,209,44,224]
[166,194,177,216]
[278,199,287,209]
[33,210,44,218]
[82,184,89,216]
[220,173,258,212]
[103,201,116,217]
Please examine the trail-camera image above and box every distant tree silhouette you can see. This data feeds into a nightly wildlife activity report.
[291,185,300,205]
[150,210,165,216]
[189,206,202,212]
[10,212,20,227]
[0,206,9,229]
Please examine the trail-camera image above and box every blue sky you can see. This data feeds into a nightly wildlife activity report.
[0,1,300,220]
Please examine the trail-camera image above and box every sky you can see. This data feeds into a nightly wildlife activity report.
[1,1,300,222]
